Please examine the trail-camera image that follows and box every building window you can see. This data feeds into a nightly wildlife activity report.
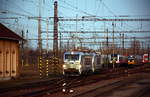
[12,70,15,73]
[6,50,9,54]
[12,50,15,54]
[0,71,2,74]
[6,71,9,74]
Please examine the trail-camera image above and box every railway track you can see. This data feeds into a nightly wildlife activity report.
[0,77,65,97]
[0,78,62,93]
[128,80,150,97]
[0,65,149,97]
[72,78,150,97]
[13,77,84,97]
[72,78,140,97]
[131,87,150,97]
[71,66,150,97]
[0,76,85,97]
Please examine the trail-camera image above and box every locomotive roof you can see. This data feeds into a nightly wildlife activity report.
[64,51,101,56]
[64,51,84,55]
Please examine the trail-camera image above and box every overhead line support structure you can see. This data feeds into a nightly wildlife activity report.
[27,36,150,40]
[53,1,58,58]
[38,0,42,55]
[112,22,115,68]
[41,31,150,33]
[53,1,59,74]
[58,18,150,21]
[38,0,43,78]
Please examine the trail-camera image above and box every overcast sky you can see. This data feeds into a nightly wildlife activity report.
[0,0,150,49]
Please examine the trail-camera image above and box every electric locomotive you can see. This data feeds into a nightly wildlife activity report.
[142,54,149,64]
[128,55,142,67]
[63,51,83,76]
[63,51,102,76]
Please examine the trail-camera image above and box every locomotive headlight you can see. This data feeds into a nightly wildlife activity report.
[78,65,82,68]
[63,65,66,68]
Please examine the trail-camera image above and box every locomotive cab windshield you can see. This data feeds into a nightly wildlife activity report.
[128,56,135,61]
[64,54,80,61]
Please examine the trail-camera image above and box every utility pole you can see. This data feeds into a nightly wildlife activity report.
[38,0,42,54]
[75,14,78,50]
[46,18,49,54]
[46,18,49,77]
[21,30,24,69]
[59,28,62,59]
[119,33,121,54]
[38,0,43,78]
[141,41,144,54]
[53,1,59,74]
[53,1,58,57]
[25,30,29,66]
[67,40,69,50]
[112,22,115,68]
[133,37,136,56]
[122,32,124,55]
[106,28,109,68]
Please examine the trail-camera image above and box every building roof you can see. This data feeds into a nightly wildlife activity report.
[0,23,23,41]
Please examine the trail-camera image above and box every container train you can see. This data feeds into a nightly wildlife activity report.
[63,51,149,76]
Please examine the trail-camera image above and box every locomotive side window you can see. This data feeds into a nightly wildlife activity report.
[128,57,135,62]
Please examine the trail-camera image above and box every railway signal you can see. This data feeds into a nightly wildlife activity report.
[46,59,49,77]
[38,56,43,78]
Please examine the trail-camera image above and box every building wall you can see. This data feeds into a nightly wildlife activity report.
[0,39,19,80]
